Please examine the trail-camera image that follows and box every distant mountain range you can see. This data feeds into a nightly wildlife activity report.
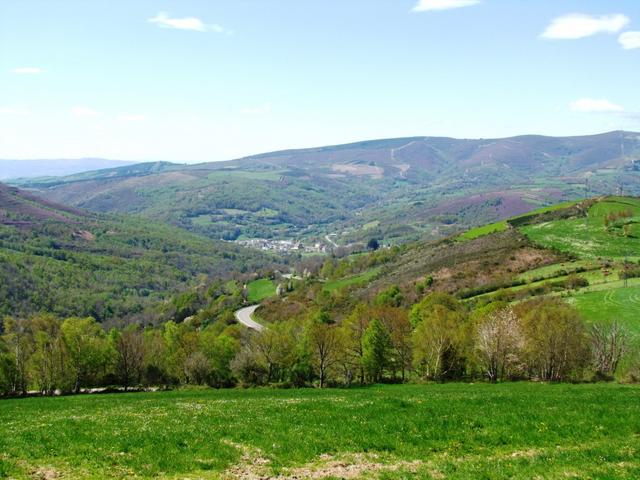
[9,131,640,244]
[0,158,136,180]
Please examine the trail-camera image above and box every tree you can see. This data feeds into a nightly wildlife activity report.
[0,334,17,395]
[163,321,199,383]
[28,314,69,394]
[340,303,370,384]
[376,307,412,381]
[61,317,111,393]
[412,305,466,381]
[590,321,628,380]
[199,329,240,387]
[375,286,404,308]
[362,318,391,383]
[184,351,211,385]
[410,292,463,327]
[111,326,145,391]
[475,308,523,382]
[2,317,34,394]
[250,322,297,383]
[142,328,169,385]
[518,299,590,382]
[367,238,380,251]
[231,345,268,386]
[308,319,341,388]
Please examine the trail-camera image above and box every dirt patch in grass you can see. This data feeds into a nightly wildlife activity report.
[222,450,424,480]
[30,467,60,480]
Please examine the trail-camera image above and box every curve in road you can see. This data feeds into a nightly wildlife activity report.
[234,305,264,331]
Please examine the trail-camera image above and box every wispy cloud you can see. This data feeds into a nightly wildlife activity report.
[241,103,272,115]
[11,67,43,75]
[0,107,30,116]
[71,106,101,117]
[148,12,231,34]
[541,13,629,40]
[570,98,624,113]
[412,0,480,12]
[619,31,640,49]
[117,113,146,122]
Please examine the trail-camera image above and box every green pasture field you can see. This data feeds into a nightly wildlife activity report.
[521,218,640,260]
[568,283,640,334]
[246,278,277,303]
[1,384,639,479]
[521,197,640,260]
[323,267,381,292]
[516,260,597,282]
[457,200,580,242]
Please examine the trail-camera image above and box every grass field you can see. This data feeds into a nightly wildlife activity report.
[568,283,640,334]
[457,200,580,242]
[457,219,508,241]
[521,197,640,260]
[323,267,381,292]
[521,217,639,260]
[246,278,277,303]
[1,384,639,479]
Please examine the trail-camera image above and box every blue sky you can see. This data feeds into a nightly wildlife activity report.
[1,0,639,162]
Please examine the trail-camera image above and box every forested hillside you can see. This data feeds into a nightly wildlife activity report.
[0,183,277,324]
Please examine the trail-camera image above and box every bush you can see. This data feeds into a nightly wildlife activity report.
[565,274,589,290]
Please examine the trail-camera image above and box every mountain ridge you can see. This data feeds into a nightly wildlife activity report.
[9,131,640,245]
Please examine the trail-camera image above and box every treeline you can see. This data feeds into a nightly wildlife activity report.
[1,294,636,396]
[0,315,243,396]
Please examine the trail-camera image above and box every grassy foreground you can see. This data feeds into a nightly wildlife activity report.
[1,384,640,479]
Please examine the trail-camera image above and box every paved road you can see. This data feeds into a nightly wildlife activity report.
[234,305,264,331]
[324,234,339,248]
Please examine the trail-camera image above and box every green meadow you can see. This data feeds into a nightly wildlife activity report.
[323,267,381,292]
[521,197,640,260]
[1,384,639,479]
[246,278,277,303]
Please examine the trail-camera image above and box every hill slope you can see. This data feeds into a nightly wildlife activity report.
[0,183,276,324]
[11,131,640,245]
[0,158,136,180]
[260,196,640,334]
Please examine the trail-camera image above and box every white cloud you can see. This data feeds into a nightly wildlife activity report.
[11,67,43,74]
[412,0,480,12]
[541,13,629,40]
[117,113,146,122]
[240,103,272,115]
[570,98,624,113]
[148,12,231,33]
[619,31,640,49]
[71,106,101,117]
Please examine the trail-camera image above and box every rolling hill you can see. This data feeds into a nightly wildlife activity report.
[0,158,136,180]
[259,195,640,335]
[0,183,277,324]
[11,131,640,245]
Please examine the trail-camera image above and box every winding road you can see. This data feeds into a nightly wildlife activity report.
[234,305,264,331]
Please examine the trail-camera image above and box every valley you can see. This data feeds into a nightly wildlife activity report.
[11,131,640,247]
[5,2,640,478]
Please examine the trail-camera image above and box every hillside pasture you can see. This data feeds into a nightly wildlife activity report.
[247,278,277,303]
[323,267,381,292]
[521,217,639,260]
[568,282,640,334]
